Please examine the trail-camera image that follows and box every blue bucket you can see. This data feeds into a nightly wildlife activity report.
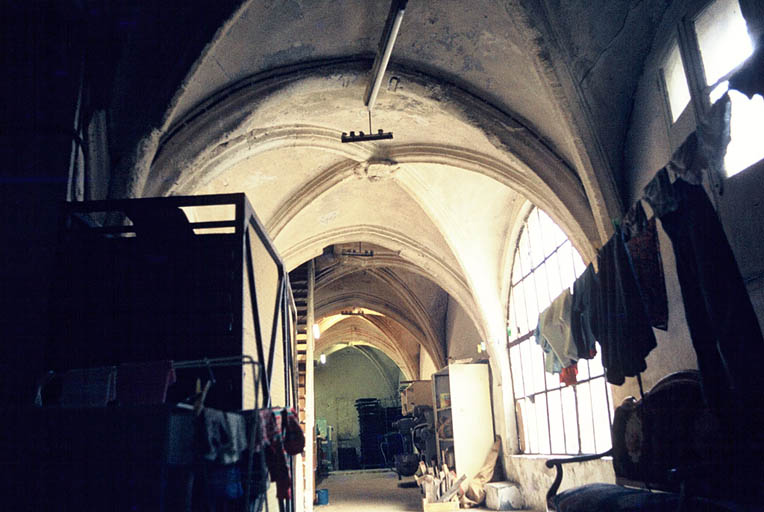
[316,488,329,505]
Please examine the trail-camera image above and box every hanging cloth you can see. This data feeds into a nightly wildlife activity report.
[535,289,577,374]
[622,201,669,330]
[258,407,304,501]
[644,173,764,413]
[592,226,657,385]
[571,262,599,360]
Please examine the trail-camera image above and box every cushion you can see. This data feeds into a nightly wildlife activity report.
[554,483,747,512]
[553,483,680,512]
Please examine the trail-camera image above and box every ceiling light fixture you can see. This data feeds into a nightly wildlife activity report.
[341,0,407,143]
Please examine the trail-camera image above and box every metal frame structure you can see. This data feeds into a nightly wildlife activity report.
[51,193,300,511]
[58,193,298,412]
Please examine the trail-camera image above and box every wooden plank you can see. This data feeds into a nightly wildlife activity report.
[422,499,459,511]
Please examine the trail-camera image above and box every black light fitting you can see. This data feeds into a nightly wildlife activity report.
[341,129,393,143]
[341,0,407,143]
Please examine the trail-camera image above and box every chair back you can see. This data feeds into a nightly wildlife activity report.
[610,371,723,493]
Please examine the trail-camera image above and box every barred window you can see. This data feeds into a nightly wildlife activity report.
[507,207,613,455]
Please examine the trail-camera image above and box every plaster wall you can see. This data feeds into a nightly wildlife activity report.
[444,296,482,362]
[314,346,402,458]
[420,346,438,380]
[505,455,615,512]
[535,0,671,191]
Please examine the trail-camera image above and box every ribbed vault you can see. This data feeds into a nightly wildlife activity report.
[315,315,418,381]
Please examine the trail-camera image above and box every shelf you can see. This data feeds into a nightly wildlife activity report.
[438,438,454,442]
[436,406,451,412]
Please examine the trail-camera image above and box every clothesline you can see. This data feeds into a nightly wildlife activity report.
[535,91,763,405]
[35,354,264,410]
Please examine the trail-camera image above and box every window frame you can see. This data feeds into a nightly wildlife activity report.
[660,0,761,178]
[506,206,614,456]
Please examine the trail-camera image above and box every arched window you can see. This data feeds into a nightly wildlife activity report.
[507,207,613,455]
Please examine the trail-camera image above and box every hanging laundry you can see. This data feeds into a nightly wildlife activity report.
[257,407,304,500]
[622,202,669,330]
[535,289,577,374]
[198,409,248,465]
[644,173,764,414]
[571,263,598,360]
[193,408,249,506]
[592,226,657,385]
[559,364,578,386]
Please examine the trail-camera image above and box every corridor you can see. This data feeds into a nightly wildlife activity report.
[314,470,505,512]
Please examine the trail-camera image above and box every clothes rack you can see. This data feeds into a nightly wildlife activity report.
[31,354,280,512]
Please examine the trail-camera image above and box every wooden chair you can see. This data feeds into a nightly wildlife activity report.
[545,371,762,512]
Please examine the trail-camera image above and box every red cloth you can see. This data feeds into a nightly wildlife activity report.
[258,407,304,500]
[560,364,578,386]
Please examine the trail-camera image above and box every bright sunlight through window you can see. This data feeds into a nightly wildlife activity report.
[695,0,763,177]
[664,40,691,122]
[507,207,613,455]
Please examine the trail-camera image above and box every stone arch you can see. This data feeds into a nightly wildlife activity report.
[145,61,604,257]
[283,224,484,343]
[315,315,418,381]
[316,292,445,370]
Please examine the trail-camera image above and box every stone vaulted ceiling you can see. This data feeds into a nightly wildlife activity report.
[117,0,670,375]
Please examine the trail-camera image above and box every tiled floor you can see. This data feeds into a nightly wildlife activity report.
[313,469,501,512]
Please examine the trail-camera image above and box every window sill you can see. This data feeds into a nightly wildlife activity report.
[510,453,613,462]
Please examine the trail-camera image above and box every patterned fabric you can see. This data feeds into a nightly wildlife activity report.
[623,202,668,331]
[258,408,304,500]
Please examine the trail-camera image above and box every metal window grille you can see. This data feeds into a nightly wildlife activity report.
[506,207,614,455]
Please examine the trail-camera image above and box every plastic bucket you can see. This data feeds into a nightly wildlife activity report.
[316,488,329,505]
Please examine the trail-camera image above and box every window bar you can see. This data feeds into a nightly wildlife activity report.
[507,330,534,349]
[521,216,551,453]
[549,232,570,452]
[573,384,582,455]
[604,374,613,427]
[513,238,570,288]
[518,344,531,451]
[513,372,611,400]
[520,236,534,400]
[527,227,553,455]
[558,388,568,454]
[554,243,567,293]
[588,376,598,452]
[543,354,553,454]
[506,299,525,452]
[515,322,529,452]
[507,346,522,451]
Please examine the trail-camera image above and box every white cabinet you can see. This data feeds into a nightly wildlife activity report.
[432,363,494,481]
